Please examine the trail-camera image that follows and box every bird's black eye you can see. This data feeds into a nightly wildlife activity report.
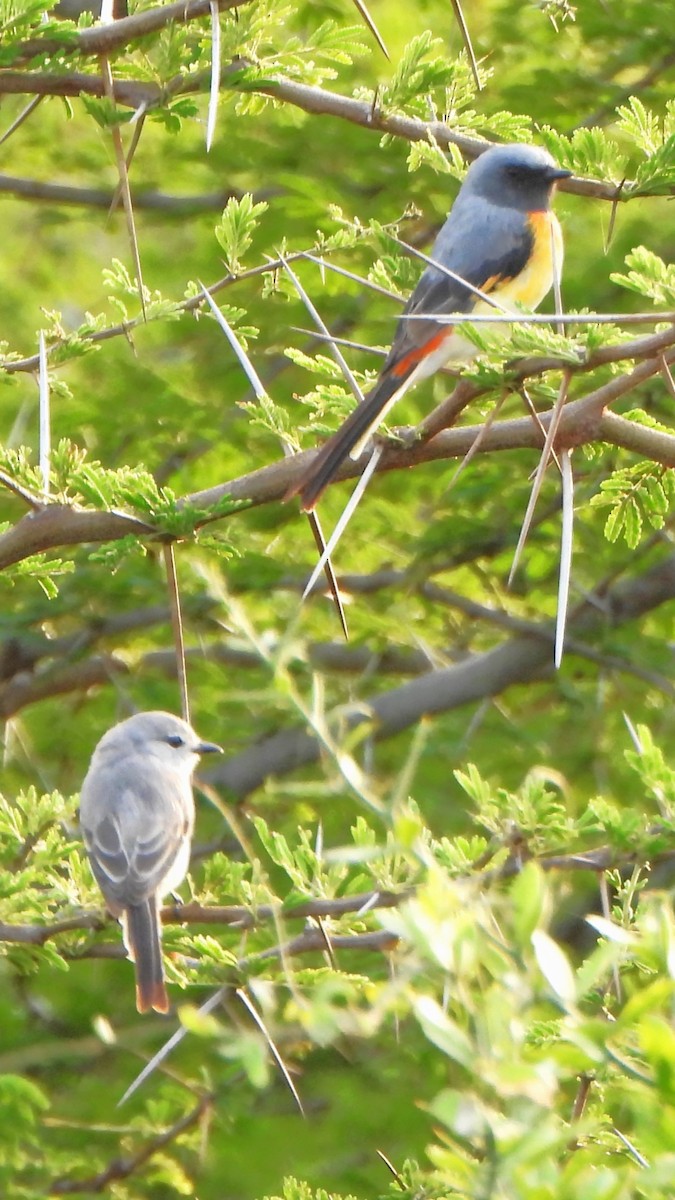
[166,734,185,749]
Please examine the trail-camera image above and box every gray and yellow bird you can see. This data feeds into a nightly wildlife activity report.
[288,142,571,510]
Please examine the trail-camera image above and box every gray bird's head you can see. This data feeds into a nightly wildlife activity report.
[90,711,222,773]
[463,143,571,211]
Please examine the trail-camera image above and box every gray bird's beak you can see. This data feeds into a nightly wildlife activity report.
[195,740,223,755]
[548,166,573,181]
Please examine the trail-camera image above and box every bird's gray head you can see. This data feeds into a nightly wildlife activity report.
[463,143,571,211]
[91,711,222,771]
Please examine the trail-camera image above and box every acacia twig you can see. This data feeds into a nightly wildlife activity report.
[202,551,675,798]
[49,1092,214,1194]
[0,344,674,576]
[11,0,250,65]
[0,61,650,206]
[0,174,249,212]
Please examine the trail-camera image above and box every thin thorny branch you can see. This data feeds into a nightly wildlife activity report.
[2,8,665,207]
[0,327,671,576]
[2,837,671,952]
[49,1090,214,1195]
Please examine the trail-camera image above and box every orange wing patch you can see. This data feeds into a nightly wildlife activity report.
[391,328,453,379]
[388,212,563,381]
[481,272,512,294]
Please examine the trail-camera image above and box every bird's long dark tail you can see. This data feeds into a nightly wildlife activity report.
[287,371,404,512]
[124,900,169,1014]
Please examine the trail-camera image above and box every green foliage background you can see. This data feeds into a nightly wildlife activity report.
[0,0,675,1195]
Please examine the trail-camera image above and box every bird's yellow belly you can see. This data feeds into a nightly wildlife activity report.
[382,209,565,406]
[474,210,564,316]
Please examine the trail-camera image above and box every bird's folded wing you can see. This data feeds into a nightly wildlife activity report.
[382,207,534,376]
[81,765,188,908]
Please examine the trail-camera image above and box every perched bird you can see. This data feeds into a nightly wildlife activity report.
[289,142,571,511]
[80,711,222,1013]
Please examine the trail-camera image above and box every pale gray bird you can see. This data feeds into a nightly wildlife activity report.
[80,711,222,1014]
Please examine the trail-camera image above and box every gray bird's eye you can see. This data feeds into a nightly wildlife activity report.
[166,734,185,748]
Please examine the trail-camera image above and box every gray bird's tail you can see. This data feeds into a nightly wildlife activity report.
[286,371,403,511]
[123,901,169,1014]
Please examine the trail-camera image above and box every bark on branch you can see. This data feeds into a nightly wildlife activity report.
[10,0,250,65]
[0,45,660,206]
[206,552,675,798]
[0,340,673,572]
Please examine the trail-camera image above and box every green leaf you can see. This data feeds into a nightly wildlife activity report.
[214,194,269,274]
[611,246,675,305]
[511,862,546,946]
[539,125,622,179]
[413,994,474,1068]
[531,929,577,1006]
[591,460,675,547]
[616,96,663,155]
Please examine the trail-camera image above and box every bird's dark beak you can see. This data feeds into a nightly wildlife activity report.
[547,166,572,181]
[196,740,223,755]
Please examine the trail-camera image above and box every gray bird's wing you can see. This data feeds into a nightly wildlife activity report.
[80,757,192,911]
[382,200,534,376]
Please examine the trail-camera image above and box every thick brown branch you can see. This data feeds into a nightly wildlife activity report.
[0,653,129,718]
[0,503,150,571]
[11,0,250,65]
[251,77,629,202]
[161,890,406,930]
[0,172,254,212]
[0,55,658,205]
[206,552,675,798]
[4,845,671,956]
[187,343,675,512]
[419,582,675,697]
[255,928,399,961]
[420,324,675,439]
[0,913,105,944]
[0,344,673,573]
[0,599,215,684]
[0,69,158,106]
[0,890,406,947]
